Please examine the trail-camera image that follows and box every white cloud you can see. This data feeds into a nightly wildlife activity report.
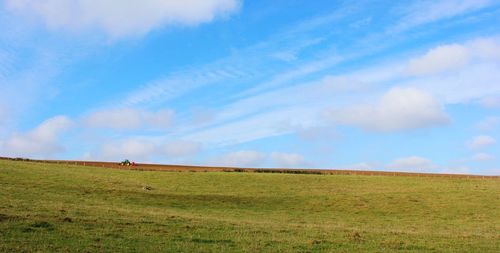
[468,135,496,149]
[346,162,376,171]
[101,138,156,161]
[441,166,470,175]
[162,140,200,157]
[313,37,500,107]
[320,75,373,93]
[480,95,500,108]
[478,168,500,175]
[468,37,500,61]
[96,138,200,161]
[0,115,72,157]
[5,0,241,39]
[84,108,174,130]
[110,13,500,150]
[476,116,500,131]
[85,108,141,129]
[410,62,500,104]
[386,156,496,174]
[144,109,175,128]
[122,37,497,147]
[211,150,265,167]
[296,126,337,141]
[406,44,469,76]
[406,38,500,76]
[332,38,500,110]
[190,107,217,126]
[406,38,500,77]
[327,87,449,132]
[386,156,437,171]
[270,152,306,168]
[472,153,495,161]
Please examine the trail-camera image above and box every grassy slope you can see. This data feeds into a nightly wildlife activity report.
[0,160,499,252]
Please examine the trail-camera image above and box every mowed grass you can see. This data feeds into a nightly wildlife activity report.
[0,160,499,252]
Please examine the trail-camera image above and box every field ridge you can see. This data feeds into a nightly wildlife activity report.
[1,156,497,179]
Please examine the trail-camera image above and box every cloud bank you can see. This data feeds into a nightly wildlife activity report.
[1,116,72,157]
[211,150,266,167]
[270,152,307,168]
[96,138,201,161]
[328,87,449,132]
[406,38,500,76]
[84,108,174,130]
[6,0,241,38]
[407,44,469,76]
[387,156,437,171]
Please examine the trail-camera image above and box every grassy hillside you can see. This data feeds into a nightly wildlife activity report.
[0,160,499,252]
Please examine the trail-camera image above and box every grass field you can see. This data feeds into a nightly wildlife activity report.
[0,160,499,252]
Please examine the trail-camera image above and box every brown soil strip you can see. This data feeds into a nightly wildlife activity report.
[0,156,498,179]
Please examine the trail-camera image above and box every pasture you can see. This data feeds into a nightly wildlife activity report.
[0,160,499,252]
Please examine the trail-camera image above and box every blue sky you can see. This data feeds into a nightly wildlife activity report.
[0,0,499,175]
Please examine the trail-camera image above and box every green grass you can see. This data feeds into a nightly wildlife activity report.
[0,160,499,252]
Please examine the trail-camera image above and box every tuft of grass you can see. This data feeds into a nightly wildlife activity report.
[0,159,499,252]
[30,221,53,229]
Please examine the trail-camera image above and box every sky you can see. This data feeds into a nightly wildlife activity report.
[0,0,499,175]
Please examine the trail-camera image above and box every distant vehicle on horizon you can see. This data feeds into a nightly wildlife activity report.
[119,159,135,166]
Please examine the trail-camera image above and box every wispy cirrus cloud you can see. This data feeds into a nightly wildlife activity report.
[153,36,498,147]
[2,0,499,176]
[394,0,495,32]
[116,3,371,108]
[167,35,500,150]
[114,2,499,127]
